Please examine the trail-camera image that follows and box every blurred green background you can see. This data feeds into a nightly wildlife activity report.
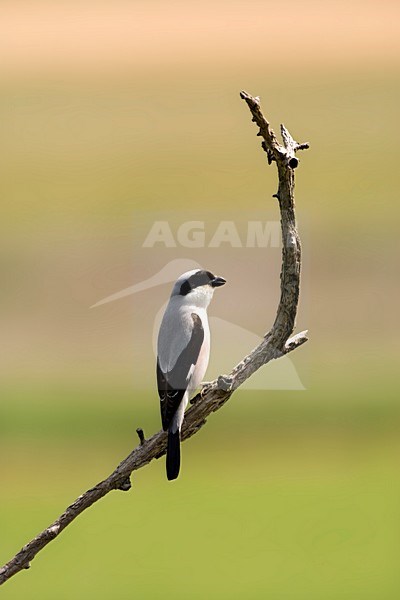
[1,1,400,598]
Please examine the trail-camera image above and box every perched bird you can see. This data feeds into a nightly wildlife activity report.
[156,269,226,480]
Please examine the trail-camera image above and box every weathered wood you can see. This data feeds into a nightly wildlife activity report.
[0,91,309,586]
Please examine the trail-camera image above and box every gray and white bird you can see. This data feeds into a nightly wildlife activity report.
[156,269,226,480]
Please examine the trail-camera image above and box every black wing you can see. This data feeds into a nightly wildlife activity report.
[157,313,204,431]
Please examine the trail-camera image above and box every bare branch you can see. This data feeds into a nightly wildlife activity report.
[0,91,309,586]
[136,427,146,445]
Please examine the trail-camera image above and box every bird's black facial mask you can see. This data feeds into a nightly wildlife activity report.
[179,270,226,296]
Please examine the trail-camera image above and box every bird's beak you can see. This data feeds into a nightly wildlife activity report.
[211,276,226,287]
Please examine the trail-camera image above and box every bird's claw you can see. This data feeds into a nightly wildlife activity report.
[200,382,213,398]
[190,382,213,404]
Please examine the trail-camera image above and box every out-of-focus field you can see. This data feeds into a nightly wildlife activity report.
[1,0,400,598]
[1,388,400,599]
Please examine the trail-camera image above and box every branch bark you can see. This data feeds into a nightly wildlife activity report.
[0,91,309,586]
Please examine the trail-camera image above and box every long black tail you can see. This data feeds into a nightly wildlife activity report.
[166,430,181,481]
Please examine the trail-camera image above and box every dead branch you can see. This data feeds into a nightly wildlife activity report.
[0,91,309,586]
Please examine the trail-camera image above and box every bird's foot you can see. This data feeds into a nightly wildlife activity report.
[200,381,213,397]
[190,382,212,405]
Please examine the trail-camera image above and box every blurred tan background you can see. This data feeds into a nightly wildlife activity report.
[1,1,399,598]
